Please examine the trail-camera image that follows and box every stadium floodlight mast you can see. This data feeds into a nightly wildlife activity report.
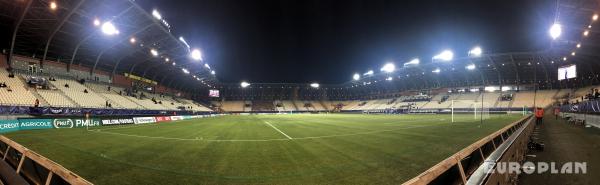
[241,81,250,88]
[549,23,562,40]
[364,70,374,76]
[353,73,360,81]
[150,49,158,56]
[466,64,476,70]
[468,46,482,57]
[101,22,119,35]
[152,9,162,20]
[432,50,453,61]
[191,49,203,61]
[404,58,420,67]
[380,63,395,73]
[310,83,320,88]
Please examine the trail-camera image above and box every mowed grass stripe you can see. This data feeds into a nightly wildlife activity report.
[4,114,523,184]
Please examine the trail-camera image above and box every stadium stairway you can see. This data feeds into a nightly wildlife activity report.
[29,88,50,107]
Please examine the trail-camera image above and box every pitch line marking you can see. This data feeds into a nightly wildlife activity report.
[264,121,293,139]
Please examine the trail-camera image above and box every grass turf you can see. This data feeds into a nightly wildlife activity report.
[4,113,524,184]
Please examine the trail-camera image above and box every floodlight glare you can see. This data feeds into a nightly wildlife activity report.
[404,58,420,66]
[563,57,567,61]
[211,70,216,75]
[364,70,374,76]
[468,46,482,57]
[549,23,562,39]
[165,58,169,62]
[583,30,589,36]
[577,43,581,48]
[310,83,320,88]
[152,9,162,20]
[182,68,190,74]
[172,62,176,66]
[150,49,158,56]
[466,64,476,70]
[93,19,100,26]
[50,2,57,10]
[385,77,393,81]
[593,14,598,21]
[241,81,250,88]
[204,63,210,69]
[129,37,136,44]
[432,68,441,73]
[353,73,360,81]
[433,50,454,61]
[380,63,395,73]
[571,52,576,56]
[101,22,118,35]
[191,49,203,61]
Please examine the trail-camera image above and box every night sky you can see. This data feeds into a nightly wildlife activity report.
[139,0,555,84]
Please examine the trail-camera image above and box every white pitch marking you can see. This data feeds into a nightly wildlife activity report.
[264,121,293,139]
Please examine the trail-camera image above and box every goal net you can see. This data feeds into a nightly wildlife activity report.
[450,100,491,123]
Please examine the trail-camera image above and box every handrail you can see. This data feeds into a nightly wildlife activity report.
[0,135,92,185]
[403,114,532,185]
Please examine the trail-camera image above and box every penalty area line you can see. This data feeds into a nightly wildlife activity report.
[264,121,293,140]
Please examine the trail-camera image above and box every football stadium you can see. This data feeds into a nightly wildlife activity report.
[0,0,599,184]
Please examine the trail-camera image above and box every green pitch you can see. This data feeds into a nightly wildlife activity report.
[4,113,523,184]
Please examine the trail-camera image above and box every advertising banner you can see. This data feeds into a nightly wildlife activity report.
[170,116,184,121]
[155,116,171,122]
[19,119,53,130]
[0,120,20,133]
[133,117,156,124]
[53,118,101,128]
[101,118,134,126]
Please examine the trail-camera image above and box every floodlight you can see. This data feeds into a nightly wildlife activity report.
[380,63,395,73]
[150,49,158,56]
[310,83,320,88]
[432,68,441,73]
[364,70,374,76]
[404,58,419,66]
[129,37,136,43]
[353,73,360,81]
[468,46,482,57]
[191,49,203,61]
[182,68,190,74]
[172,62,176,66]
[50,2,57,10]
[211,70,215,75]
[241,81,250,88]
[433,50,453,61]
[204,64,210,68]
[583,30,589,36]
[93,19,100,26]
[385,77,393,81]
[101,22,118,35]
[152,9,162,20]
[466,64,476,70]
[563,57,567,61]
[165,58,169,62]
[576,43,581,48]
[593,14,598,21]
[571,52,576,56]
[549,23,562,39]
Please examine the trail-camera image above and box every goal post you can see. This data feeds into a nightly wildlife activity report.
[451,100,491,123]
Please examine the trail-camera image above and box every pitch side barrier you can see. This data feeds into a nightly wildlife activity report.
[403,115,534,185]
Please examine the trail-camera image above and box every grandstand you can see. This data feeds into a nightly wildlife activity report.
[0,0,599,184]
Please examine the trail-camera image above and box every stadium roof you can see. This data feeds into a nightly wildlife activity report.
[0,0,217,93]
[1,0,600,93]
